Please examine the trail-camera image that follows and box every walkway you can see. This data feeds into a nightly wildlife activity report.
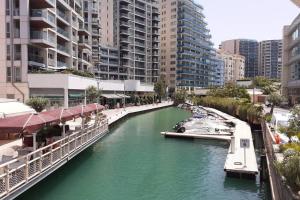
[103,101,174,125]
[204,107,258,176]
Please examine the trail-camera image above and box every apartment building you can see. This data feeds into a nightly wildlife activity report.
[221,39,259,78]
[282,0,300,104]
[214,58,225,86]
[97,0,160,83]
[217,50,245,83]
[95,46,120,80]
[0,0,100,101]
[258,40,282,79]
[160,0,216,92]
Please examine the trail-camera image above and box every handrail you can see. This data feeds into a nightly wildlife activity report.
[0,118,108,198]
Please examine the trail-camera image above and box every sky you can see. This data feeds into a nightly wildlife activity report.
[195,0,300,47]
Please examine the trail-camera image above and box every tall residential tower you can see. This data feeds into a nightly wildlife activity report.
[160,0,216,92]
[97,0,160,83]
[0,0,99,100]
[258,40,282,79]
[282,0,300,104]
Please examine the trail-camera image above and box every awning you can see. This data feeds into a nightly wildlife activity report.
[0,103,105,134]
[117,94,130,98]
[101,94,122,99]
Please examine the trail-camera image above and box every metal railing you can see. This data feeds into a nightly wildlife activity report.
[0,119,108,199]
[261,121,300,200]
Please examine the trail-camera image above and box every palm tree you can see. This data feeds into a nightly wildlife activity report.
[267,93,285,115]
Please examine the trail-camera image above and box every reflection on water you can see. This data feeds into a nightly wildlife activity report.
[17,107,270,200]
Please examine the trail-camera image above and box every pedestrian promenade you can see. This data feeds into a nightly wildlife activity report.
[103,101,174,125]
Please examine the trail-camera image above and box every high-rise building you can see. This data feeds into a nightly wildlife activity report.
[0,0,99,101]
[160,0,216,92]
[258,40,282,79]
[220,39,259,78]
[282,0,300,104]
[98,0,160,83]
[217,50,245,83]
[213,58,225,86]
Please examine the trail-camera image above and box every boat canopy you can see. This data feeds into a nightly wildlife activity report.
[0,103,104,134]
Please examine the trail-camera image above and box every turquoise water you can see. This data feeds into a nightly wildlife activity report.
[17,107,270,200]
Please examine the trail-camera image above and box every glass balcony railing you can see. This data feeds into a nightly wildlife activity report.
[29,54,44,63]
[30,30,47,40]
[31,9,55,24]
[57,27,69,38]
[57,44,69,54]
[57,9,69,22]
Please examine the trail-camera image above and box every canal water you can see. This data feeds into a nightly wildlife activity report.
[17,107,271,200]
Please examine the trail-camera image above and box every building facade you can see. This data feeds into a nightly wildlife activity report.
[160,0,216,92]
[95,46,120,80]
[213,57,225,86]
[221,39,259,78]
[258,40,282,79]
[282,0,300,104]
[217,50,245,83]
[0,0,100,101]
[97,0,160,83]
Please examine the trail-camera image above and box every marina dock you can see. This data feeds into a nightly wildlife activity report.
[162,106,258,177]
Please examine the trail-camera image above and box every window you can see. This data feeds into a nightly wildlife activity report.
[14,44,21,60]
[6,67,12,82]
[6,22,10,38]
[15,67,21,82]
[6,45,10,60]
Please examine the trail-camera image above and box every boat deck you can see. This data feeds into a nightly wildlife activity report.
[161,132,231,141]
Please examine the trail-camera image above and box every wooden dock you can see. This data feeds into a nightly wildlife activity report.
[204,107,258,177]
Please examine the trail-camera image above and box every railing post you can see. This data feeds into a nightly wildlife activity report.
[5,165,9,193]
[50,145,53,165]
[25,156,29,182]
[39,151,42,173]
[67,135,70,156]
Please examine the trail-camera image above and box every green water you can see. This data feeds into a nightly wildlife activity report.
[17,107,270,200]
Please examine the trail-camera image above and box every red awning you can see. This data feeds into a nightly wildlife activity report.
[0,113,58,134]
[0,103,104,134]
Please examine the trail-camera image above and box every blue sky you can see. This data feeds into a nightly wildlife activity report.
[195,0,299,47]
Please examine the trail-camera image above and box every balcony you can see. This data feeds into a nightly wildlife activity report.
[57,60,68,69]
[30,0,55,9]
[57,9,69,24]
[57,43,70,55]
[120,21,130,27]
[30,9,55,28]
[28,53,46,68]
[120,13,130,19]
[57,27,70,40]
[79,38,92,50]
[79,23,90,35]
[30,30,55,48]
[153,16,159,22]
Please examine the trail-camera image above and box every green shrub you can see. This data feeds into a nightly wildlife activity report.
[26,97,49,112]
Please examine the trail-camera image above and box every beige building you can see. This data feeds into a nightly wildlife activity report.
[220,39,259,78]
[282,0,300,104]
[99,0,114,47]
[217,50,245,83]
[0,0,100,102]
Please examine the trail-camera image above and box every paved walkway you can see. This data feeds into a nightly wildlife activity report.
[103,101,173,125]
